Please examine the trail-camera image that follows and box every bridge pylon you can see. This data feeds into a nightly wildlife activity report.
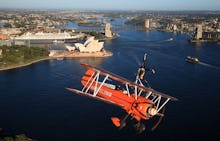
[105,23,112,38]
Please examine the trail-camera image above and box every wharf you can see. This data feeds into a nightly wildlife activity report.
[50,51,113,58]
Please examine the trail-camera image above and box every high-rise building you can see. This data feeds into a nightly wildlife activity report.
[195,24,203,39]
[172,24,177,31]
[145,19,150,30]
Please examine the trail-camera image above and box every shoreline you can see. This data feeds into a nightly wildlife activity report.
[0,51,113,71]
[0,57,51,71]
[50,50,113,58]
[190,39,220,42]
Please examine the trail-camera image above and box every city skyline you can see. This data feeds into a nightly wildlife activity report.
[0,0,220,11]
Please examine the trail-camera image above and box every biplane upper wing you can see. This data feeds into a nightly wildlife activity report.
[81,63,178,101]
[66,87,124,107]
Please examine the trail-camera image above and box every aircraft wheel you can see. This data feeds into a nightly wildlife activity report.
[134,122,146,134]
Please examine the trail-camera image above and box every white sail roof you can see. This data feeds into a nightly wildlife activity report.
[74,36,104,53]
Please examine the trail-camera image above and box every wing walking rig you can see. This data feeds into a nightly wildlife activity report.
[66,53,178,133]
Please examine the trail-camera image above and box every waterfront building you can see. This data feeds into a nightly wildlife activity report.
[0,28,22,36]
[203,32,220,40]
[0,34,9,40]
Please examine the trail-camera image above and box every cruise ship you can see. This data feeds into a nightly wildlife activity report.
[12,32,82,44]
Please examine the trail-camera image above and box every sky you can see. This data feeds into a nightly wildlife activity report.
[0,0,220,11]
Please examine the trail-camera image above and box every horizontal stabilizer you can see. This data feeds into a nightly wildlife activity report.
[111,117,121,127]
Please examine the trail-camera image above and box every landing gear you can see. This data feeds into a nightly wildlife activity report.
[134,122,146,134]
[119,114,129,130]
[112,115,148,134]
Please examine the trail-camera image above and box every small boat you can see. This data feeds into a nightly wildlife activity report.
[168,38,173,41]
[185,56,199,63]
[57,57,64,60]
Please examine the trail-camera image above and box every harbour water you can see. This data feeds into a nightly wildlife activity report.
[0,29,220,141]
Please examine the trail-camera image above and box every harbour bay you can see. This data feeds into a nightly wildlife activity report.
[0,29,220,141]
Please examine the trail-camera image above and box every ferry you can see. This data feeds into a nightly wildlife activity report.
[185,56,199,63]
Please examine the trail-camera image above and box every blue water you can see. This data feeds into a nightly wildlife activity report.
[0,30,220,141]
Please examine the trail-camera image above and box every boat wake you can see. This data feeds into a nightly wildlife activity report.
[164,38,173,42]
[198,62,220,70]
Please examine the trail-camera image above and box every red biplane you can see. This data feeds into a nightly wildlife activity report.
[66,53,177,133]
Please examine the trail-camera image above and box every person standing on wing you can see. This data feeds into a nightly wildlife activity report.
[137,53,156,80]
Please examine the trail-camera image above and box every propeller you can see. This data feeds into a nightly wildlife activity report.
[151,106,166,131]
[143,53,147,66]
[132,106,165,134]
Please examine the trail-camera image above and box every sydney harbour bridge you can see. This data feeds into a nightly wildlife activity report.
[60,20,150,34]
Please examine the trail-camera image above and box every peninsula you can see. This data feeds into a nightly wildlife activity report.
[0,43,112,71]
[0,45,50,71]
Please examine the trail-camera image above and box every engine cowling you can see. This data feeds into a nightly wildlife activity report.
[135,103,157,119]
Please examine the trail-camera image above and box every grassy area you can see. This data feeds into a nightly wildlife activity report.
[0,45,49,69]
[87,31,107,39]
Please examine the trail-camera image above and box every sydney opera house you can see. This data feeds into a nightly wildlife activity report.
[71,36,104,53]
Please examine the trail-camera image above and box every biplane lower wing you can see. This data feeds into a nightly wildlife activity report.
[81,63,178,101]
[66,87,123,107]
